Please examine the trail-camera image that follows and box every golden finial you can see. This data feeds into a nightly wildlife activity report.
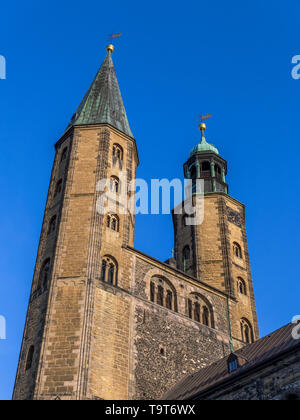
[198,122,206,135]
[106,32,122,53]
[106,44,115,53]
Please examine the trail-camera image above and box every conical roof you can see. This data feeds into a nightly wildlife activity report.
[67,49,133,138]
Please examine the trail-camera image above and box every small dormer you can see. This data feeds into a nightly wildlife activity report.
[227,353,248,373]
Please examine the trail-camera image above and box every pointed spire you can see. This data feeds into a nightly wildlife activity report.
[68,46,134,138]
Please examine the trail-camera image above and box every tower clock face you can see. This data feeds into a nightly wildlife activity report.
[226,206,242,227]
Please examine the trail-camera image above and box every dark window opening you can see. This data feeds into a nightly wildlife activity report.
[166,290,173,310]
[54,179,63,198]
[47,215,57,236]
[39,259,50,290]
[202,306,209,326]
[150,282,155,302]
[233,242,242,259]
[60,147,68,163]
[194,302,201,323]
[100,257,118,286]
[25,346,34,371]
[157,285,164,306]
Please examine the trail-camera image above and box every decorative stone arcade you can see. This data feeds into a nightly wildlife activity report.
[184,123,228,194]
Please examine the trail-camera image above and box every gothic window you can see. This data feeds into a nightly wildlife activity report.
[237,277,247,295]
[39,259,50,290]
[25,346,34,371]
[240,318,253,344]
[54,179,63,198]
[100,256,118,286]
[187,293,215,328]
[112,144,123,165]
[47,215,57,236]
[183,246,190,272]
[106,214,120,232]
[233,242,242,259]
[149,276,177,312]
[110,176,120,194]
[60,147,68,163]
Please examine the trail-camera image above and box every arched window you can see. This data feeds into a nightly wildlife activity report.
[100,256,118,286]
[149,276,177,312]
[39,259,50,290]
[60,147,68,163]
[25,346,34,371]
[233,242,242,259]
[112,144,123,164]
[240,318,254,344]
[110,176,120,194]
[54,179,63,198]
[187,293,215,328]
[106,214,120,232]
[47,215,57,236]
[237,277,247,295]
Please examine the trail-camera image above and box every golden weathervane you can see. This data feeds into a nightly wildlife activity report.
[106,33,122,53]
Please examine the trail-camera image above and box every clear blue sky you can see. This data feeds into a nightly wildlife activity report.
[0,0,299,400]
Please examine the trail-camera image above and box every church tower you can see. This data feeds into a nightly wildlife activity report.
[14,46,259,401]
[13,44,139,400]
[173,121,259,349]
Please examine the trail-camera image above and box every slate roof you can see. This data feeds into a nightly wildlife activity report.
[164,323,300,400]
[67,50,133,138]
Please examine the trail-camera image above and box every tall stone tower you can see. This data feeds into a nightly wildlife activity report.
[173,122,259,349]
[13,44,138,400]
[13,47,259,401]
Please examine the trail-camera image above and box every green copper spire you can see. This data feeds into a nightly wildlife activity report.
[68,46,134,138]
[190,135,219,156]
[190,121,219,156]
